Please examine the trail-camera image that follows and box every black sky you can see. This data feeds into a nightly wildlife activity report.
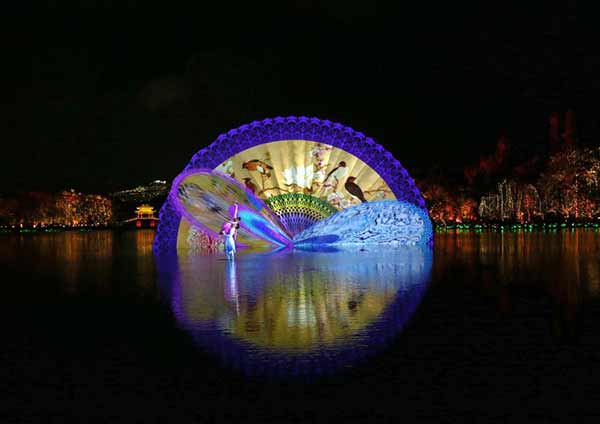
[3,1,599,193]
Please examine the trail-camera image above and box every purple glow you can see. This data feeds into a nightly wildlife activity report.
[168,167,222,238]
[154,117,428,253]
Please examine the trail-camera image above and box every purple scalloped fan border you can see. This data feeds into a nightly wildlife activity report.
[154,116,428,252]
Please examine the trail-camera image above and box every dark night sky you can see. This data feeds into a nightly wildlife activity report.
[3,1,599,193]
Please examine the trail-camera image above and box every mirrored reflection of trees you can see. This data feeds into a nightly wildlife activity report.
[434,230,600,340]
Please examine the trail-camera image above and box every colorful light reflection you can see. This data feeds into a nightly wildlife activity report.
[156,246,432,376]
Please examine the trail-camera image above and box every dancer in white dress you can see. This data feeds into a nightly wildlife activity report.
[220,203,240,260]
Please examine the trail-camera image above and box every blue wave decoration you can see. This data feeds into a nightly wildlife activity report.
[294,200,432,247]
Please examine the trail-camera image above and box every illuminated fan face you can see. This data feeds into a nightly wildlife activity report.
[172,170,292,250]
[169,140,431,250]
[173,140,400,247]
[216,140,395,207]
[212,140,397,236]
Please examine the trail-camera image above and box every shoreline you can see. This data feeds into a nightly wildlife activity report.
[3,222,600,234]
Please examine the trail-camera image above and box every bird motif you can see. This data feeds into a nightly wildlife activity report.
[242,177,257,194]
[322,161,347,186]
[344,176,367,203]
[242,159,273,177]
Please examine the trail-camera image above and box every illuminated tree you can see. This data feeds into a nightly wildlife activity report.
[419,180,478,225]
[479,179,543,223]
[538,147,600,220]
[0,197,18,226]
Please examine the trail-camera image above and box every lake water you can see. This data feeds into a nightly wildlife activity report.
[2,229,600,422]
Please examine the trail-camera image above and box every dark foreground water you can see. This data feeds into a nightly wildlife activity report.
[2,229,600,422]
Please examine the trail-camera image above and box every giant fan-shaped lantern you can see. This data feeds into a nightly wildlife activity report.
[154,117,432,252]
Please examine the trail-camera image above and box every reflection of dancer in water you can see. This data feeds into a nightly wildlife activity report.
[224,259,240,315]
[220,203,241,260]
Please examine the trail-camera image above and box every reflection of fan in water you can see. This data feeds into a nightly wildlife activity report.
[156,246,434,375]
[264,193,338,236]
